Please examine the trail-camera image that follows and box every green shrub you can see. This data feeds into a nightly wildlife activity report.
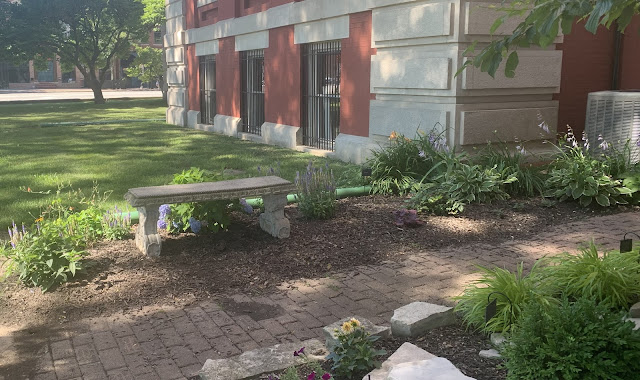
[327,318,386,379]
[1,221,87,292]
[543,241,640,309]
[502,296,640,380]
[163,167,234,233]
[368,130,460,195]
[453,262,555,333]
[476,141,545,197]
[295,162,337,220]
[545,131,632,207]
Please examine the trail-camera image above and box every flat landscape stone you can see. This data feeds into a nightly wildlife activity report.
[364,343,474,380]
[390,302,454,337]
[479,349,502,360]
[199,339,326,380]
[625,318,640,330]
[323,316,390,350]
[630,302,640,318]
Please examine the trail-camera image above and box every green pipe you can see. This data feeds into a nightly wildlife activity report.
[117,185,371,222]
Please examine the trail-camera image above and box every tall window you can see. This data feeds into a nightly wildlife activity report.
[154,30,163,45]
[199,55,216,124]
[240,49,265,135]
[301,41,341,150]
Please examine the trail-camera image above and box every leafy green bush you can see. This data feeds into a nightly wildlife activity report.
[476,141,545,197]
[453,262,555,333]
[327,319,386,379]
[295,162,337,220]
[161,167,234,233]
[1,221,87,292]
[368,130,459,195]
[545,131,633,207]
[543,242,640,309]
[502,296,640,380]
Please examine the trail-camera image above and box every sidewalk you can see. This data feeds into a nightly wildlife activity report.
[3,212,638,380]
[0,89,162,103]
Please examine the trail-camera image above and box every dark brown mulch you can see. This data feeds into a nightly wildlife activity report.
[0,195,626,328]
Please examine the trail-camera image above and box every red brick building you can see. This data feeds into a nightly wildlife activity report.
[164,0,640,163]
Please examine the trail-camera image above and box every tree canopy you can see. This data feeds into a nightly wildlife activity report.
[125,46,163,85]
[464,0,640,78]
[4,0,148,103]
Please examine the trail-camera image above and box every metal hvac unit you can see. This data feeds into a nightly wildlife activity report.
[585,90,640,162]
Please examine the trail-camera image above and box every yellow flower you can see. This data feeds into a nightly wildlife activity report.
[389,131,398,140]
[341,321,354,334]
[35,217,43,223]
[349,318,361,327]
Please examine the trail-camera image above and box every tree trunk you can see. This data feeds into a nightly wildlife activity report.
[88,80,106,104]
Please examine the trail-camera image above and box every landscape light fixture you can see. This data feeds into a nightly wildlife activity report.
[620,232,640,253]
[485,291,513,328]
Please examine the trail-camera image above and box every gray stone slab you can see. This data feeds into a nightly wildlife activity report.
[626,318,640,330]
[323,316,390,350]
[364,343,474,380]
[124,176,294,206]
[479,349,502,360]
[199,339,326,380]
[630,302,640,318]
[390,302,455,338]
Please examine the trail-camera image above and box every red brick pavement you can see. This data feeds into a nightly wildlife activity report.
[8,212,638,379]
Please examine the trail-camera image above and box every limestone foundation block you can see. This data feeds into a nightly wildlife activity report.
[391,302,455,338]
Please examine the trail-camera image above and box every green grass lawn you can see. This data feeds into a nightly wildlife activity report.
[0,99,362,231]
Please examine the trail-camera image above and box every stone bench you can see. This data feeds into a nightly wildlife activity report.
[124,176,295,257]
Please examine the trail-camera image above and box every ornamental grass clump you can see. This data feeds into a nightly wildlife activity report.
[295,162,337,220]
[326,318,386,379]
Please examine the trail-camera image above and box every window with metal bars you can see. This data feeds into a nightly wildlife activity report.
[301,41,341,151]
[240,49,265,135]
[199,55,216,125]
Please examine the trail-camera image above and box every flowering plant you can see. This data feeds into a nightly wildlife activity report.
[267,346,332,380]
[326,318,386,379]
[295,162,337,220]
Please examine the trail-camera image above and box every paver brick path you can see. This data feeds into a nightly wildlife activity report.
[6,212,638,379]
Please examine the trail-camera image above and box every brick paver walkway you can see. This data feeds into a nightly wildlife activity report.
[6,212,638,379]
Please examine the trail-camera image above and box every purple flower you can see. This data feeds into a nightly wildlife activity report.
[418,150,426,158]
[294,347,305,357]
[159,204,171,217]
[307,372,316,380]
[157,219,167,230]
[239,199,253,214]
[189,217,202,234]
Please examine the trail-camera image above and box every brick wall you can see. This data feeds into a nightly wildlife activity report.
[216,37,241,117]
[186,45,200,111]
[264,26,301,126]
[340,11,374,137]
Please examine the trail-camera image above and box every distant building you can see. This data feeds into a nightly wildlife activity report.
[164,0,640,163]
[0,30,163,90]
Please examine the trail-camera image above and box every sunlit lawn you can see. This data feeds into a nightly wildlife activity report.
[0,99,361,231]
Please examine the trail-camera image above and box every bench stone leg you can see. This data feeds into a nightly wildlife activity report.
[135,205,162,257]
[259,194,290,238]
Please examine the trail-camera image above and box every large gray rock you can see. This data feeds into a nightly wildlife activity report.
[626,318,640,330]
[630,302,640,318]
[199,339,326,380]
[323,316,390,350]
[391,302,455,337]
[364,343,475,380]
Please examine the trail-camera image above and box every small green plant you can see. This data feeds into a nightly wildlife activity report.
[545,129,633,207]
[326,318,386,379]
[476,141,545,197]
[543,241,640,309]
[160,167,235,233]
[295,162,337,220]
[453,262,555,333]
[270,347,332,380]
[1,221,87,292]
[502,296,640,380]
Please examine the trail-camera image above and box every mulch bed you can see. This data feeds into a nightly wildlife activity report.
[0,195,630,379]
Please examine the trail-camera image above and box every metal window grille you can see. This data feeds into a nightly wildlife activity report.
[199,55,216,125]
[240,49,265,135]
[301,41,341,151]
